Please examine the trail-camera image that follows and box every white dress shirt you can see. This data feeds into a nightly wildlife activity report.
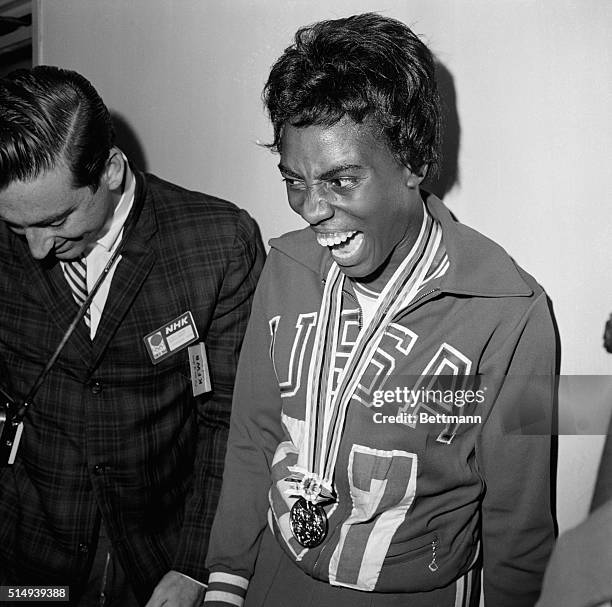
[60,158,135,339]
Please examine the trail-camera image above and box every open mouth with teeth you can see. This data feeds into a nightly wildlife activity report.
[316,230,364,262]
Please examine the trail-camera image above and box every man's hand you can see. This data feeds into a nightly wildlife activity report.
[145,570,205,607]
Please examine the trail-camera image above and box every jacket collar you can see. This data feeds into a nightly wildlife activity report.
[121,165,158,251]
[269,191,532,298]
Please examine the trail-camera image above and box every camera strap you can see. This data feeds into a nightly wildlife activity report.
[1,231,134,466]
[18,221,137,421]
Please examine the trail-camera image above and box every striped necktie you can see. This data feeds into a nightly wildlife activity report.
[63,257,90,329]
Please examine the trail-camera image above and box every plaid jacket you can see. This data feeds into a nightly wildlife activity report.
[0,169,265,602]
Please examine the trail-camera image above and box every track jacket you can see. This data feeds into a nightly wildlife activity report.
[205,193,556,607]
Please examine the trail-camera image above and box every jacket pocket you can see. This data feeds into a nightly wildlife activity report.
[384,531,439,565]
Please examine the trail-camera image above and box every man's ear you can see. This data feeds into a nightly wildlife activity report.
[102,147,125,192]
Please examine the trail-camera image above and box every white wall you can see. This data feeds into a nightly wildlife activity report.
[37,0,612,534]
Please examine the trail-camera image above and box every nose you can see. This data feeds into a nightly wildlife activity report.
[300,185,334,225]
[24,227,55,260]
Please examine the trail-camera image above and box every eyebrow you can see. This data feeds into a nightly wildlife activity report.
[278,163,365,181]
[3,208,73,230]
[34,208,73,227]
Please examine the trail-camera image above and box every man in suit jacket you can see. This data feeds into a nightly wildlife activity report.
[0,66,265,606]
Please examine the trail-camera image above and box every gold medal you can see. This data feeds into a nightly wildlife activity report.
[289,497,328,548]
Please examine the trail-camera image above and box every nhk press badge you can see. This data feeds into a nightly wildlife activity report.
[144,311,199,364]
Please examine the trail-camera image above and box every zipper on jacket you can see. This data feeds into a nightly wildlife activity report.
[428,537,439,572]
[409,288,439,311]
[344,290,363,331]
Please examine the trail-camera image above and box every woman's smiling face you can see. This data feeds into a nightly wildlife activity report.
[279,118,424,290]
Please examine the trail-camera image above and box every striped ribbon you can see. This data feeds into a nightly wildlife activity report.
[292,207,445,501]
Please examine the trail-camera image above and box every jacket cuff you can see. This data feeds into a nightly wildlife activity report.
[203,572,249,606]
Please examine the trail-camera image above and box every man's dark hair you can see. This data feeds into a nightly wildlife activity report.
[0,65,115,191]
[263,12,441,176]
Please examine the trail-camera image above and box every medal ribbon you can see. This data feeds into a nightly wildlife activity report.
[293,207,444,502]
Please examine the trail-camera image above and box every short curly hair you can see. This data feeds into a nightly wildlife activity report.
[263,12,441,176]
